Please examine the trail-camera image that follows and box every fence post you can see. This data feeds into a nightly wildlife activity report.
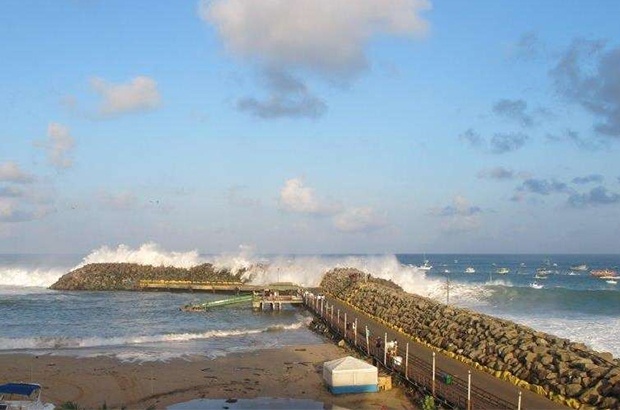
[344,313,347,338]
[517,391,522,410]
[405,342,409,380]
[337,310,340,332]
[467,370,471,410]
[365,326,370,356]
[354,318,358,347]
[432,352,436,396]
[383,332,387,365]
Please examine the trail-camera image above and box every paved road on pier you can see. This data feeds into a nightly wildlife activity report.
[317,295,568,410]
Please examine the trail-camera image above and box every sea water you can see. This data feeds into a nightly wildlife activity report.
[1,245,619,361]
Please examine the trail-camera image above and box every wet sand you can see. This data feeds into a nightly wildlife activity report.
[0,344,416,409]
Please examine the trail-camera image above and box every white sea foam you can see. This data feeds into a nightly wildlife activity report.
[0,267,67,288]
[78,242,205,268]
[0,326,282,351]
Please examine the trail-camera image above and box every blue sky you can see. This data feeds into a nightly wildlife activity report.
[1,0,620,254]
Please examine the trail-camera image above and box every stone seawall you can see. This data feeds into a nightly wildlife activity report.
[50,263,245,291]
[320,268,620,409]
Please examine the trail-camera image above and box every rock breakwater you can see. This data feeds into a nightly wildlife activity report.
[320,268,620,409]
[50,263,245,291]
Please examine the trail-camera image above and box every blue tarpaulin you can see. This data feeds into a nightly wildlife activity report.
[0,383,40,396]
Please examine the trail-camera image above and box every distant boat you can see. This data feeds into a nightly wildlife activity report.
[496,267,510,275]
[535,267,551,279]
[592,269,618,279]
[606,279,618,285]
[417,260,432,271]
[570,264,589,272]
[465,267,476,274]
[530,282,543,289]
[443,269,450,274]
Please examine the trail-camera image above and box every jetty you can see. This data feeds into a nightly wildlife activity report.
[139,280,255,293]
[181,294,254,311]
[175,281,304,312]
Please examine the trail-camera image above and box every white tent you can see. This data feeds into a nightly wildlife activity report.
[322,356,378,394]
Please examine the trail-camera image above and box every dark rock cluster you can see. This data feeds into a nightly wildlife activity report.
[50,262,245,291]
[320,267,620,409]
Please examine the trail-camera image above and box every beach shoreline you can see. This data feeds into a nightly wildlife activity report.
[0,343,416,409]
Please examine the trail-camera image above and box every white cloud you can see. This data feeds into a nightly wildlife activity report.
[201,0,430,77]
[279,178,339,215]
[0,162,35,184]
[45,122,75,169]
[90,76,161,117]
[0,197,54,223]
[333,206,388,233]
[431,195,482,233]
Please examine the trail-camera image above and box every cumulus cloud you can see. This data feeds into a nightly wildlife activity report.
[492,99,534,127]
[572,174,604,185]
[490,132,529,154]
[90,76,161,117]
[43,122,75,169]
[430,195,482,233]
[0,162,35,184]
[333,207,388,233]
[568,186,620,208]
[201,0,430,78]
[237,69,326,119]
[279,178,339,216]
[477,166,514,180]
[551,39,620,137]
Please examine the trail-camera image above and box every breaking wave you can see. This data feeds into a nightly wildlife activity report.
[0,322,308,351]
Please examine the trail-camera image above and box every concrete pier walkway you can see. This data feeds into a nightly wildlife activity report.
[311,294,568,410]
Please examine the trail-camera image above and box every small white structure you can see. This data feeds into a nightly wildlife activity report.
[322,356,378,394]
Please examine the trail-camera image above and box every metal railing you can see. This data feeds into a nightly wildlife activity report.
[305,293,517,410]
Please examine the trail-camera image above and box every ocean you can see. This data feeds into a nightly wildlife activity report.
[1,244,619,361]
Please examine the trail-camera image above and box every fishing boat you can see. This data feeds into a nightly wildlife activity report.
[464,267,476,274]
[591,269,618,279]
[535,267,550,279]
[530,282,543,289]
[0,383,55,409]
[496,267,510,275]
[570,264,589,272]
[417,260,432,271]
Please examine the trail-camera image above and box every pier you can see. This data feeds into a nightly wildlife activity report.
[164,280,304,311]
[251,285,304,311]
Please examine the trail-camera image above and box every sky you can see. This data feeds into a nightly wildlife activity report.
[1,0,620,255]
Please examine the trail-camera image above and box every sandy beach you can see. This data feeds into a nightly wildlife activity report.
[0,344,416,409]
